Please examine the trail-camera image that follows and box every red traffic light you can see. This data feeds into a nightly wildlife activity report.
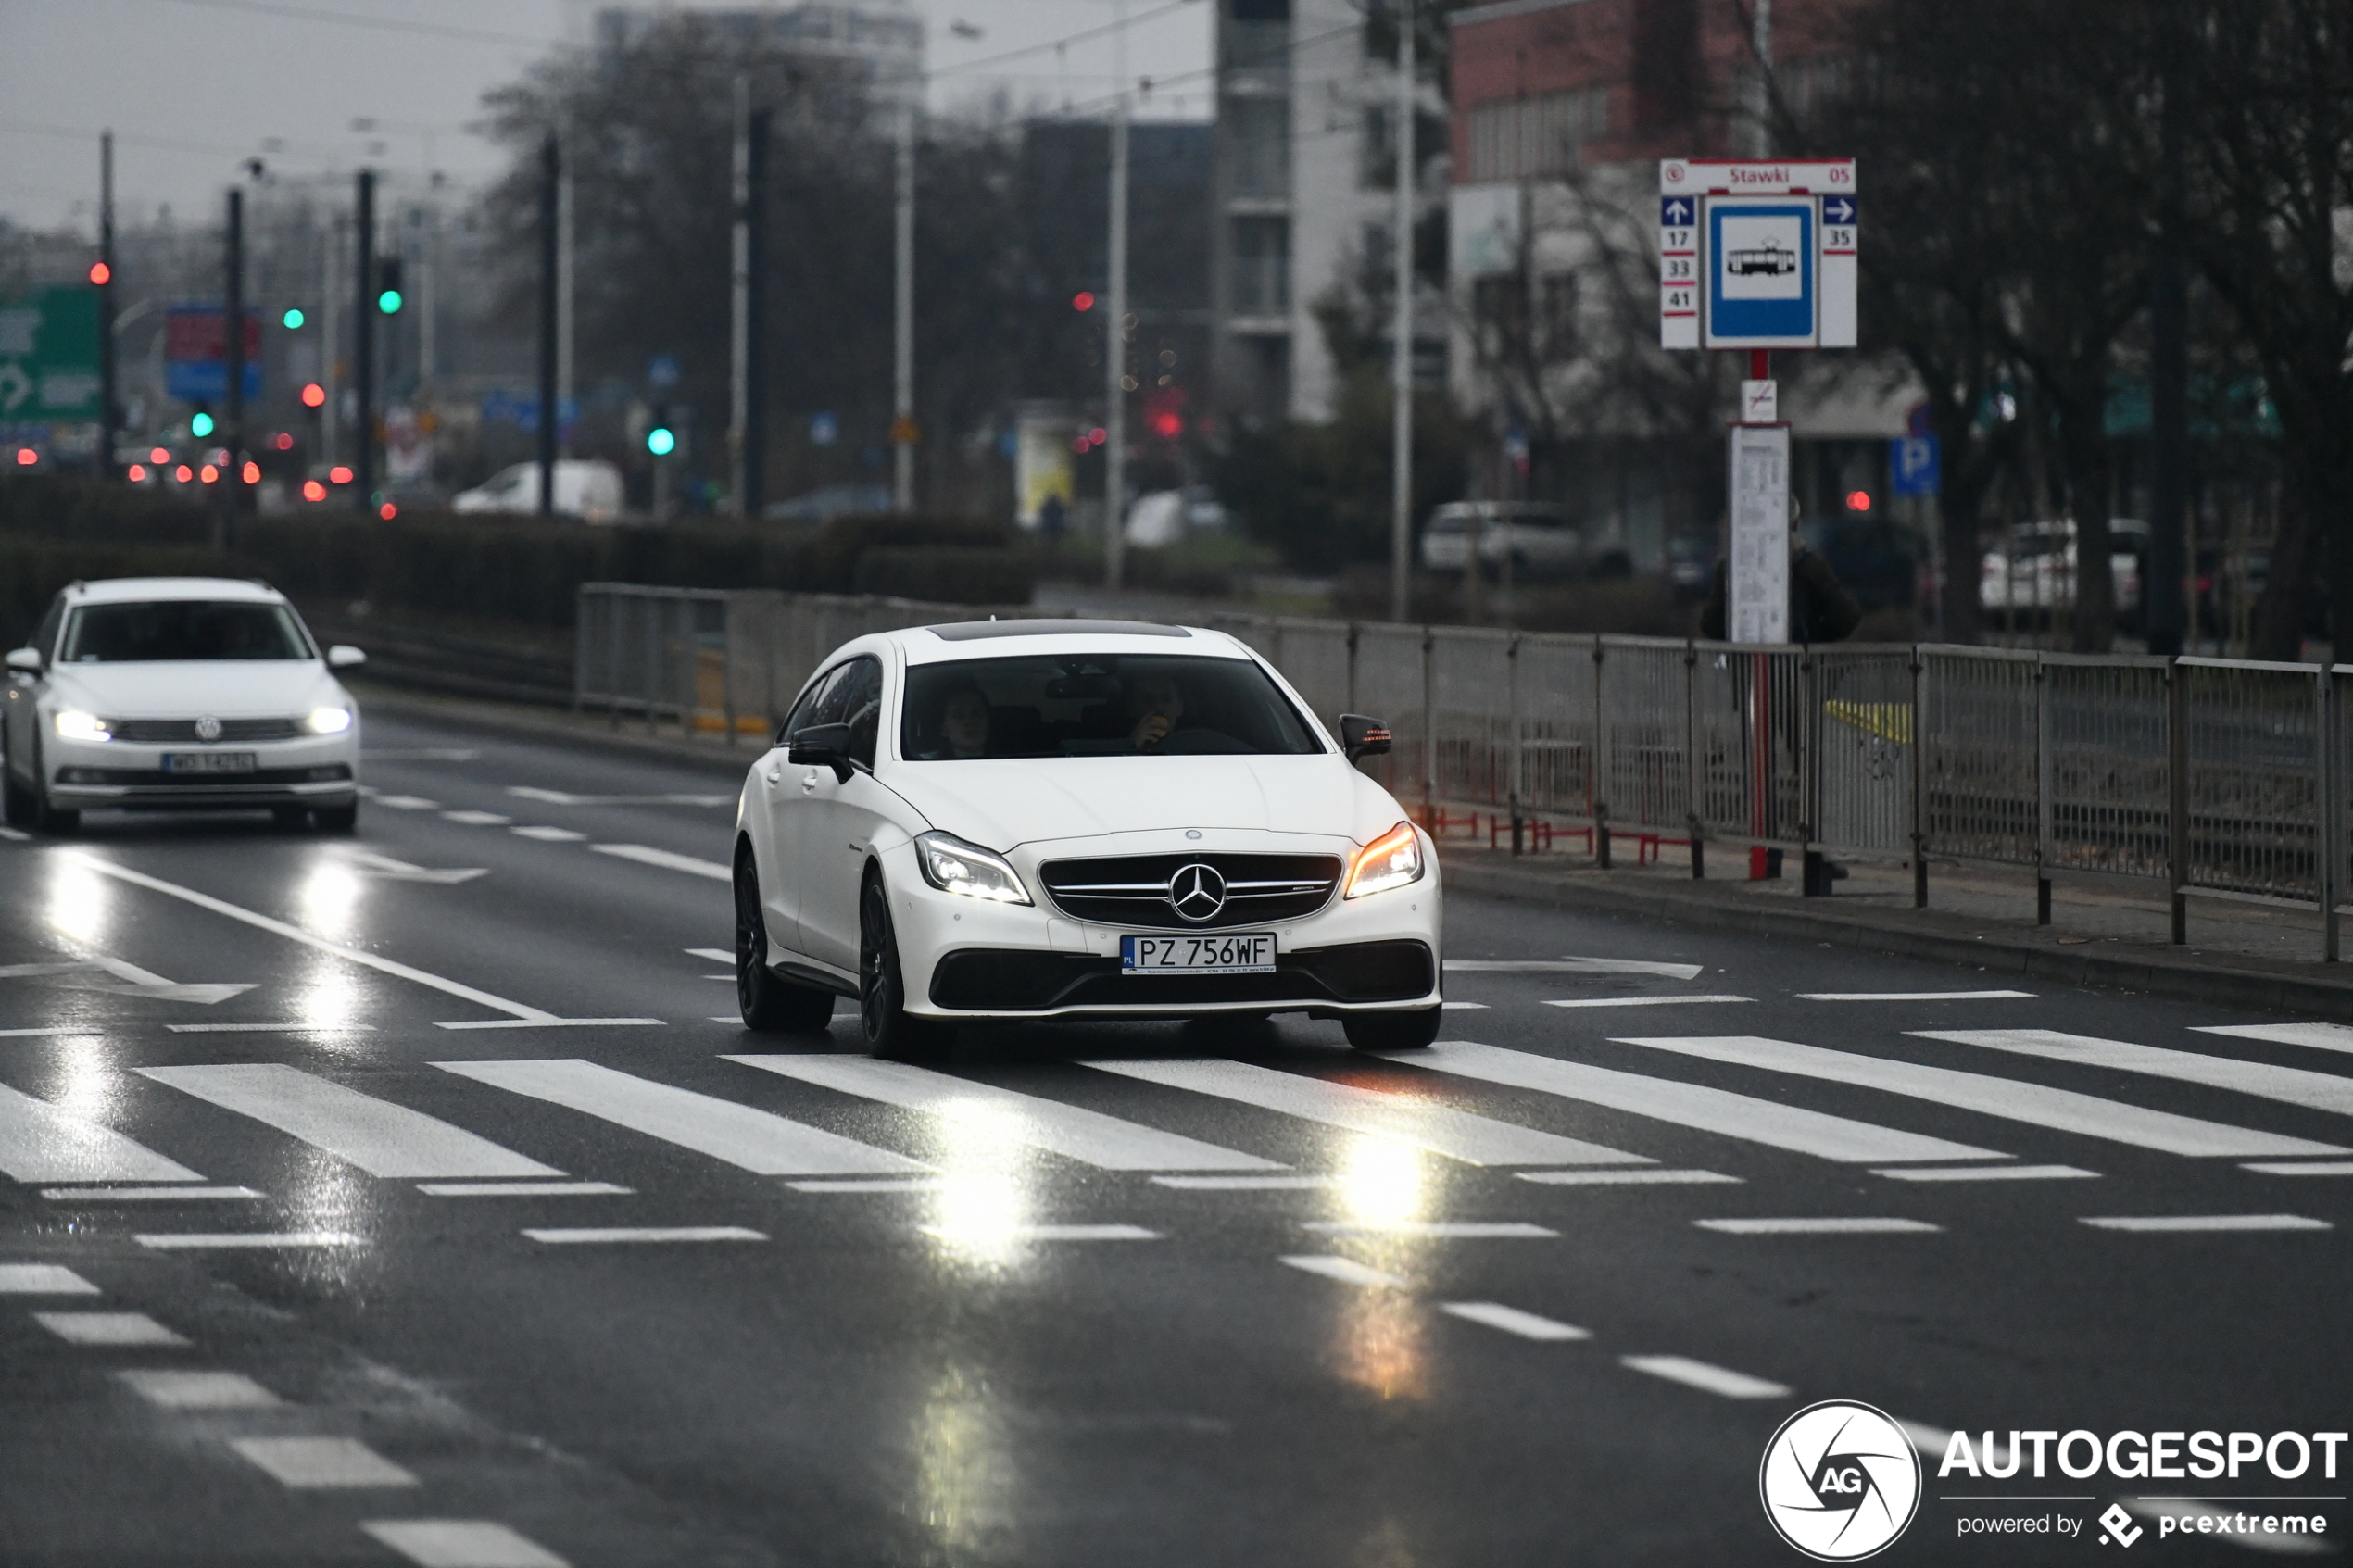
[199,463,220,483]
[301,383,326,408]
[129,463,148,481]
[88,261,111,286]
[13,448,35,467]
[302,480,326,502]
[241,461,260,484]
[1073,291,1095,312]
[173,464,193,483]
[273,433,293,451]
[379,502,397,520]
[328,465,353,485]
[1844,489,1872,513]
[148,446,170,464]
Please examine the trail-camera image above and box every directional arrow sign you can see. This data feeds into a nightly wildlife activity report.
[1824,195,1856,224]
[1661,196,1695,226]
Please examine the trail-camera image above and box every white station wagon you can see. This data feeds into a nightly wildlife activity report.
[732,619,1443,1053]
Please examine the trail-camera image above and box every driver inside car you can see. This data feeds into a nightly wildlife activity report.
[919,683,992,759]
[1125,670,1185,751]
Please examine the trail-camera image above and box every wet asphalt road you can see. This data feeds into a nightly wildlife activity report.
[1,705,2347,1567]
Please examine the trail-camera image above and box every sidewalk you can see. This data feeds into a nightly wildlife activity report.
[1440,839,2353,1022]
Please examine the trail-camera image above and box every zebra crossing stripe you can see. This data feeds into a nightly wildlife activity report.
[0,1081,203,1185]
[1616,1036,2347,1160]
[1403,1040,2005,1164]
[138,1064,559,1180]
[726,1054,1280,1172]
[434,1059,928,1175]
[2195,1022,2353,1057]
[1084,1058,1643,1167]
[1919,1029,2353,1119]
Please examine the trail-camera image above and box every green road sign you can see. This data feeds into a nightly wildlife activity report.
[0,287,102,423]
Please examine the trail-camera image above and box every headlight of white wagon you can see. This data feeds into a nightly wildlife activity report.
[1344,821,1423,899]
[304,706,354,734]
[53,710,110,742]
[914,831,1032,905]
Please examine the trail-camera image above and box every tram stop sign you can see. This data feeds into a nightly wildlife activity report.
[1658,160,1856,351]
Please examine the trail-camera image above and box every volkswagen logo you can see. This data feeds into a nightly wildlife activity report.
[1166,862,1227,923]
[193,715,223,743]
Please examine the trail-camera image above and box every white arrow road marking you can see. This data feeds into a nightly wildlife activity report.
[509,786,734,807]
[339,847,490,884]
[591,843,732,881]
[0,951,252,1006]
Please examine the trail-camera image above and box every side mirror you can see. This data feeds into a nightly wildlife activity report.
[1340,713,1392,762]
[326,645,367,669]
[787,721,857,784]
[5,647,41,675]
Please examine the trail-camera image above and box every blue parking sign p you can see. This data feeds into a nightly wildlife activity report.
[1890,434,1941,497]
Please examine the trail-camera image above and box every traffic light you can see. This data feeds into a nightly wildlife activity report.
[646,407,676,457]
[88,261,111,286]
[301,383,326,408]
[376,258,403,315]
[283,307,305,330]
[190,409,215,438]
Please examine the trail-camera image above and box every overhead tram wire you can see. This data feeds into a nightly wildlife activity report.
[142,0,552,48]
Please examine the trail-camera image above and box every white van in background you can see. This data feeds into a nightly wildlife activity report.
[452,459,625,523]
[1419,502,1623,578]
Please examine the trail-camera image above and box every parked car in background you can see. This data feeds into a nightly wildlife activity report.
[452,459,624,522]
[1419,503,1625,579]
[1980,518,2149,628]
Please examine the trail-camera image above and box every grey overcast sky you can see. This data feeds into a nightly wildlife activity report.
[0,0,1214,233]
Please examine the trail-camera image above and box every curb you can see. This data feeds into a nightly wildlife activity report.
[352,683,757,780]
[1438,852,2353,1022]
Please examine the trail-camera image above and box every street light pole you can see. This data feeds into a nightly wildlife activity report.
[1103,0,1131,589]
[893,101,915,513]
[1388,1,1416,623]
[354,169,375,509]
[98,131,117,481]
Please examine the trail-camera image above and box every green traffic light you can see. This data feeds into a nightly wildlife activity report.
[283,307,305,329]
[190,412,215,437]
[647,428,676,457]
[377,289,402,315]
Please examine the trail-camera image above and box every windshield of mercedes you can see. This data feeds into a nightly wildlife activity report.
[59,601,314,662]
[901,654,1322,759]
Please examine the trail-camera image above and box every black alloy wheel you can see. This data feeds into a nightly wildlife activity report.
[734,850,832,1033]
[859,872,949,1057]
[1341,1006,1442,1051]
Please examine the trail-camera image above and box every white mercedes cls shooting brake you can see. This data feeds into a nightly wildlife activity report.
[732,619,1442,1053]
[4,577,365,833]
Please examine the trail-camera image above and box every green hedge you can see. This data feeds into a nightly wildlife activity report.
[0,476,1031,642]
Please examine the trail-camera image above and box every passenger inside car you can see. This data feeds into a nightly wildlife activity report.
[1124,671,1185,751]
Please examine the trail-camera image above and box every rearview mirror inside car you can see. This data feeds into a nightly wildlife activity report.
[787,721,857,784]
[4,647,40,675]
[1340,713,1392,762]
[327,645,367,669]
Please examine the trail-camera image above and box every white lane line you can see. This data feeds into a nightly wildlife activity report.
[785,1176,954,1192]
[1441,1001,1489,1010]
[510,825,586,842]
[1874,1163,2097,1182]
[434,1018,663,1030]
[0,1263,99,1294]
[1617,1035,2347,1160]
[230,1436,418,1489]
[1447,958,1706,980]
[510,786,734,808]
[1922,1027,2353,1120]
[685,947,732,962]
[42,1185,263,1201]
[1545,995,1754,1009]
[439,810,511,826]
[1302,1221,1557,1238]
[0,824,29,841]
[590,843,732,881]
[361,1520,572,1568]
[917,1223,1159,1242]
[1085,1058,1644,1168]
[0,1026,103,1038]
[138,1064,559,1180]
[523,1226,765,1244]
[2243,1160,2353,1176]
[2079,1214,2331,1233]
[370,795,439,810]
[360,748,478,761]
[134,1231,360,1249]
[436,1059,929,1175]
[0,1081,205,1184]
[417,1181,633,1198]
[117,1370,281,1409]
[731,1054,1283,1172]
[1404,1040,2005,1164]
[1695,1216,1942,1235]
[1620,1355,1792,1399]
[1279,1255,1407,1287]
[1519,1168,1742,1186]
[165,1022,377,1034]
[1441,1302,1590,1341]
[1803,990,2034,1001]
[2196,1022,2353,1057]
[65,855,558,1022]
[35,1311,187,1346]
[1152,1174,1346,1190]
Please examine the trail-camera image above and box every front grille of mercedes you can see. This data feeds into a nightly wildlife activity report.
[1038,853,1343,930]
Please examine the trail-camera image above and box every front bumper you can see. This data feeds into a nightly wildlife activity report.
[44,734,359,810]
[929,939,1435,1016]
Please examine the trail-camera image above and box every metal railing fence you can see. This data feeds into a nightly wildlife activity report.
[575,583,2353,958]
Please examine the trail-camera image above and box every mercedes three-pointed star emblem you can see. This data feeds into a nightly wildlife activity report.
[1166,862,1227,922]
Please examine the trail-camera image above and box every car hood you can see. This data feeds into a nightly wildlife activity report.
[879,755,1397,850]
[42,661,347,717]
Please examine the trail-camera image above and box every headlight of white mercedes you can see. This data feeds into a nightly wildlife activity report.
[914,831,1032,905]
[53,709,110,742]
[1344,821,1424,898]
[304,706,354,734]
